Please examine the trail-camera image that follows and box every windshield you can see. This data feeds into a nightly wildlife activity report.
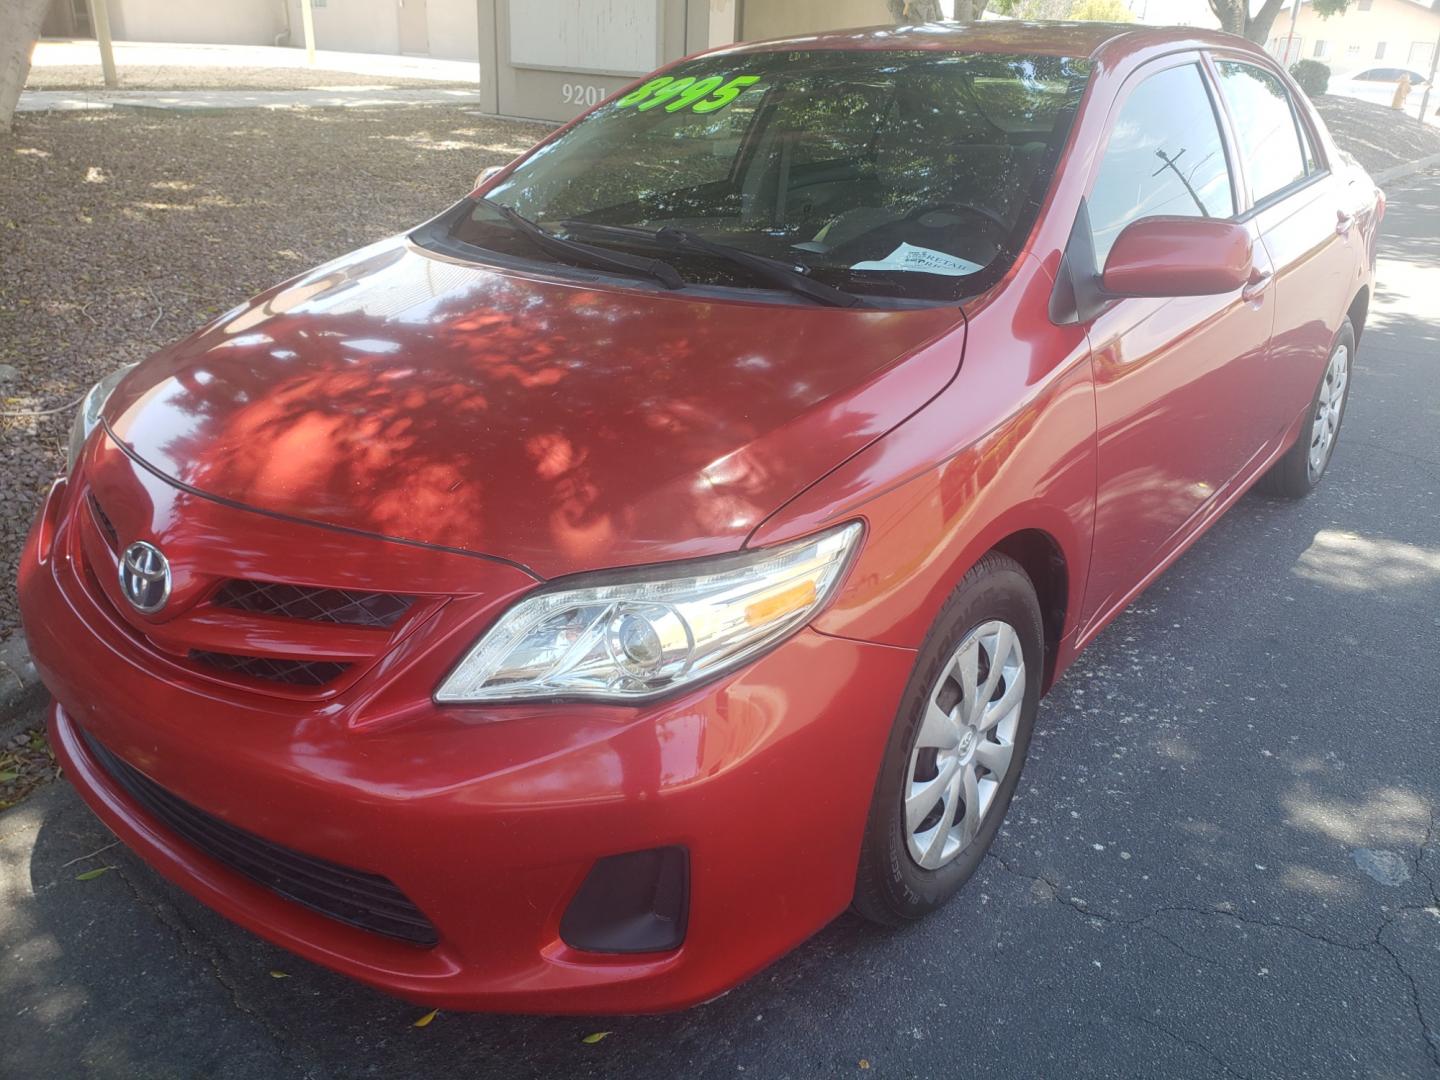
[424,49,1092,305]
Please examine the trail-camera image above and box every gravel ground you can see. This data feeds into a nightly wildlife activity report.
[25,65,475,92]
[0,106,550,637]
[0,724,56,811]
[1313,94,1440,172]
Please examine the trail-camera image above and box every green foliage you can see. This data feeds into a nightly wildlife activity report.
[1066,0,1137,20]
[1290,58,1330,98]
[1311,0,1352,17]
[990,0,1133,19]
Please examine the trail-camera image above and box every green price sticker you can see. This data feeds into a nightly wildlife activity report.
[616,74,762,114]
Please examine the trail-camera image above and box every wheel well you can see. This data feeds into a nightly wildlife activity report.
[989,530,1067,690]
[1347,286,1369,341]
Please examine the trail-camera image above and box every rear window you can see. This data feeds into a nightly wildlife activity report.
[423,50,1092,305]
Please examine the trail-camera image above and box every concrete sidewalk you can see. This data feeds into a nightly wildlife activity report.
[17,86,482,113]
[29,39,481,85]
[19,39,483,113]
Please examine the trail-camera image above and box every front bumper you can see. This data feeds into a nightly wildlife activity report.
[21,471,916,1013]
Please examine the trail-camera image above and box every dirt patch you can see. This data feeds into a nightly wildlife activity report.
[1312,94,1440,174]
[0,106,550,636]
[0,725,56,811]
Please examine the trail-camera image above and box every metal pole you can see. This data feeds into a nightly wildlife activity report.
[300,0,317,66]
[1284,0,1301,67]
[89,0,117,89]
[1418,25,1440,127]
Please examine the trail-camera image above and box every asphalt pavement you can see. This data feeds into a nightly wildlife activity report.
[2,172,1438,1080]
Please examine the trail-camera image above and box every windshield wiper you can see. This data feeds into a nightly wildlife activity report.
[558,221,865,308]
[478,198,686,290]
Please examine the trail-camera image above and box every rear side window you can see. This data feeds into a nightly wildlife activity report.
[1214,61,1309,203]
[1088,63,1235,266]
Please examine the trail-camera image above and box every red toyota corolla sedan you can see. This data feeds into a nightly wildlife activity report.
[19,22,1380,1013]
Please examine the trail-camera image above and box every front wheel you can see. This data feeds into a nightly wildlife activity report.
[852,552,1044,925]
[1257,317,1355,499]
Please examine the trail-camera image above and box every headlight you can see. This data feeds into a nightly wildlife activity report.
[436,521,864,705]
[66,364,135,474]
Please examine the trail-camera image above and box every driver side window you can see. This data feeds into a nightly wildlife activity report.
[1089,62,1236,267]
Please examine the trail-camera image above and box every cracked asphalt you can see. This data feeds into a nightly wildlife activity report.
[2,172,1438,1080]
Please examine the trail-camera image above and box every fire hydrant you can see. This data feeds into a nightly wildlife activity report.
[1391,73,1412,110]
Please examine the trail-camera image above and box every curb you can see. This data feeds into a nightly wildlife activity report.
[1373,150,1440,186]
[0,633,46,743]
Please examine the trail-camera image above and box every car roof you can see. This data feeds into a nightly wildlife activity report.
[717,19,1267,65]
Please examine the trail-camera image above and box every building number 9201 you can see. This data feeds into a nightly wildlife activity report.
[562,83,607,108]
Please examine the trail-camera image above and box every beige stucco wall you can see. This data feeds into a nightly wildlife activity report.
[739,0,886,42]
[427,0,481,59]
[108,0,477,56]
[1268,0,1440,75]
[110,0,285,46]
[284,0,399,54]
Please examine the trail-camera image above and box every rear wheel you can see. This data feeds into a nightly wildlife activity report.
[852,552,1043,925]
[1257,317,1355,499]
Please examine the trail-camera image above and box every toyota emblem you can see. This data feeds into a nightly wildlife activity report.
[118,541,171,614]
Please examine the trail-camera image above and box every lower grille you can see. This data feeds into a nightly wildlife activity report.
[82,731,439,947]
[189,651,350,688]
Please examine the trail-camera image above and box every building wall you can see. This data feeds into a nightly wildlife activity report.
[41,0,86,39]
[280,0,480,58]
[285,0,399,54]
[427,0,480,59]
[483,0,898,123]
[484,0,690,121]
[109,0,284,45]
[740,0,885,42]
[1268,0,1440,76]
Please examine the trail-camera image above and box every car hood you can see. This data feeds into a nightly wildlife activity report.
[104,238,964,578]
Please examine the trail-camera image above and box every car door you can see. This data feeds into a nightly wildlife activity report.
[1078,56,1277,628]
[1208,55,1358,441]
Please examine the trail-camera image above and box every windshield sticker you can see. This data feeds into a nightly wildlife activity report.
[616,74,762,114]
[851,243,985,277]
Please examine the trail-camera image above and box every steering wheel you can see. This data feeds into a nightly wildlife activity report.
[904,201,1010,235]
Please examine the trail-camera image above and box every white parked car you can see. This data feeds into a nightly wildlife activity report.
[1329,66,1435,119]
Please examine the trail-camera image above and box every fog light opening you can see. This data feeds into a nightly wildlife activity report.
[559,846,689,954]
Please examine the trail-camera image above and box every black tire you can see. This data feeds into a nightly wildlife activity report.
[1256,317,1355,499]
[852,551,1044,926]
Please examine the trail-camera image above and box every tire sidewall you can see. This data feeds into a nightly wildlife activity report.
[865,561,1044,918]
[1306,319,1356,486]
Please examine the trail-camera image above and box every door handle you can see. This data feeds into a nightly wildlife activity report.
[1241,268,1272,302]
[1336,210,1355,235]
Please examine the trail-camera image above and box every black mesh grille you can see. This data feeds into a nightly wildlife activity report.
[190,651,349,687]
[82,730,439,947]
[212,580,414,628]
[88,494,119,550]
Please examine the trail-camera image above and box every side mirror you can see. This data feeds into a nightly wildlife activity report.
[1102,217,1253,298]
[473,164,506,191]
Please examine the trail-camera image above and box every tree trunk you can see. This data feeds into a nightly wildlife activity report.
[1,0,50,131]
[1243,0,1288,44]
[1208,0,1290,44]
[889,0,947,21]
[1207,0,1245,35]
[953,0,990,20]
